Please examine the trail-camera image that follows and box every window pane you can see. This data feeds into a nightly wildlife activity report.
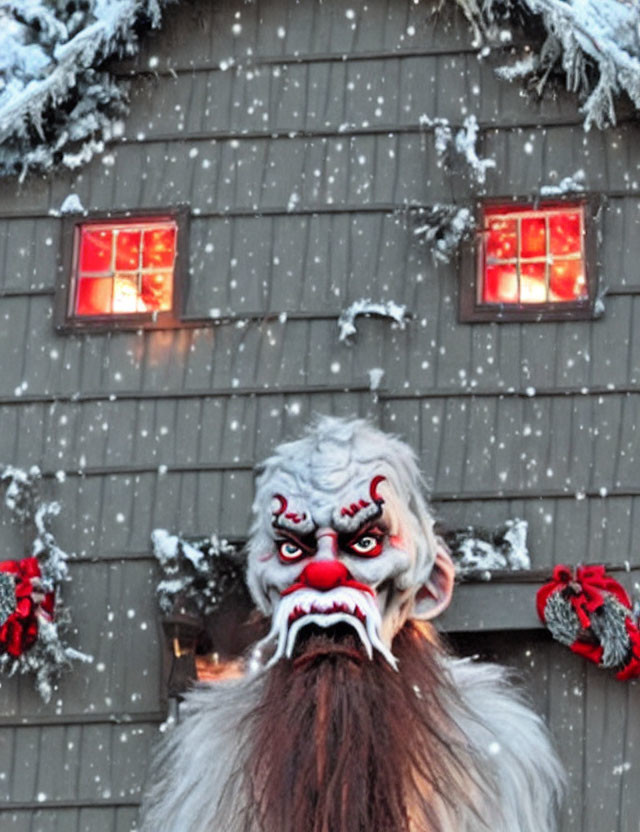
[80,229,112,273]
[70,217,181,325]
[112,274,141,313]
[520,217,546,258]
[142,226,176,269]
[115,230,142,271]
[549,260,587,301]
[549,212,581,256]
[486,217,517,261]
[140,271,173,311]
[475,202,590,318]
[520,263,547,303]
[483,265,518,303]
[76,277,113,315]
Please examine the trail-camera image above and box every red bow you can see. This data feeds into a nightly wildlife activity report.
[0,558,54,658]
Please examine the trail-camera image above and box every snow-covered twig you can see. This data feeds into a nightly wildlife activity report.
[454,115,496,184]
[152,529,243,618]
[337,299,409,344]
[413,204,476,264]
[420,114,495,185]
[539,169,586,196]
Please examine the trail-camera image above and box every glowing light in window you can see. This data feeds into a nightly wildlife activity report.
[73,219,177,317]
[481,204,587,306]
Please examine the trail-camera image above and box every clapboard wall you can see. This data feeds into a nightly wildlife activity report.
[0,0,638,828]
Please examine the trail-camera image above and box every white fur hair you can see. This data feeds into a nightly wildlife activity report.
[138,656,563,832]
[246,415,443,612]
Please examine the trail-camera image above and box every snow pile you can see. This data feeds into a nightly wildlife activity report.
[443,518,531,578]
[454,0,640,130]
[58,192,85,214]
[414,204,476,264]
[0,0,170,179]
[337,299,409,343]
[0,465,91,702]
[152,529,243,618]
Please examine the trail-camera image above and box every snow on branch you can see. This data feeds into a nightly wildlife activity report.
[0,0,171,178]
[453,115,497,184]
[453,0,640,130]
[152,529,244,618]
[539,168,586,196]
[413,204,476,264]
[441,518,531,578]
[420,114,496,185]
[337,299,409,343]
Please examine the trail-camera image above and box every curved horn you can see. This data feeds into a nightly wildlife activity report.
[272,494,288,516]
[369,475,386,503]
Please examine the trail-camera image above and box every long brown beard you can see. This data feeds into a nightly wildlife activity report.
[243,621,490,832]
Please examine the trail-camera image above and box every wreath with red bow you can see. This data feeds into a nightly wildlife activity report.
[537,565,640,681]
[0,557,54,658]
[0,466,91,700]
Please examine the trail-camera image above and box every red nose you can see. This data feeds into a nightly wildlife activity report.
[299,560,350,591]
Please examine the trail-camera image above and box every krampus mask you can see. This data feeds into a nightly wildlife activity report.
[141,417,563,832]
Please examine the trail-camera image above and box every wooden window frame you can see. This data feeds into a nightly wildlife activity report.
[55,206,190,332]
[459,195,600,323]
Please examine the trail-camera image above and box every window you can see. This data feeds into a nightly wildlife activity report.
[459,199,598,322]
[56,208,188,330]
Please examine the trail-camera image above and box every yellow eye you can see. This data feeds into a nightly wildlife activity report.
[279,541,304,562]
[349,535,383,557]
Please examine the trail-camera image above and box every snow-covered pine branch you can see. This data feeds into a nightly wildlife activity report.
[452,0,640,130]
[0,0,171,178]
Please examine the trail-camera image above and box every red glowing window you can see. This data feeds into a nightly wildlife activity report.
[71,218,178,318]
[480,204,587,306]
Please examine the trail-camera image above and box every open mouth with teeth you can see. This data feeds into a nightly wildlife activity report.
[257,585,398,670]
[288,600,367,625]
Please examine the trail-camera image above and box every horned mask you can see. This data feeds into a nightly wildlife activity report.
[246,416,455,667]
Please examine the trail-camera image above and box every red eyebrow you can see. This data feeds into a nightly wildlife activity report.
[340,498,370,518]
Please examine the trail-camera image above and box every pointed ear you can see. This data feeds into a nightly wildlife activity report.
[412,546,455,620]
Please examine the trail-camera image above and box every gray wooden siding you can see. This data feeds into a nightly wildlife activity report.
[2,808,140,832]
[2,124,639,218]
[0,0,639,829]
[468,632,639,832]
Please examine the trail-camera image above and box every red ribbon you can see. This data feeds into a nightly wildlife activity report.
[617,618,640,681]
[0,558,54,658]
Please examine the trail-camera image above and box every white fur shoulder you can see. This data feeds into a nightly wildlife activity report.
[138,674,264,832]
[445,658,564,832]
